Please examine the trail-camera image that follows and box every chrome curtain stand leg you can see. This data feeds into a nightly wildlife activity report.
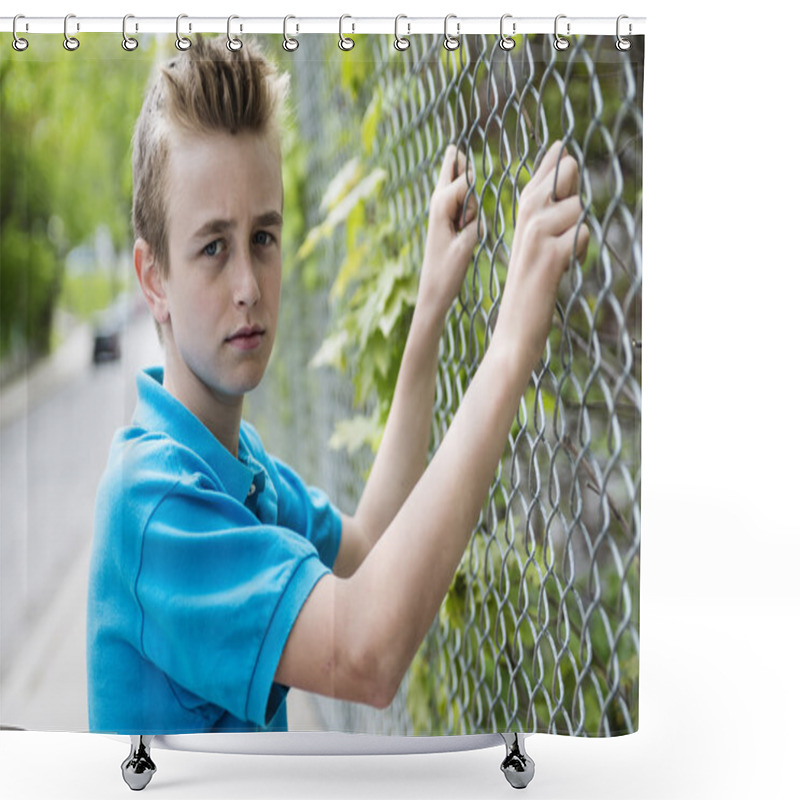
[121,735,156,791]
[499,733,535,789]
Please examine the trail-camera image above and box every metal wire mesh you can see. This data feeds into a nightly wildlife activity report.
[251,31,642,737]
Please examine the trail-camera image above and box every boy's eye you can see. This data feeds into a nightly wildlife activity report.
[203,239,224,257]
[253,230,273,246]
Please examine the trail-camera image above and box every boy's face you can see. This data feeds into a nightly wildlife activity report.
[156,130,283,413]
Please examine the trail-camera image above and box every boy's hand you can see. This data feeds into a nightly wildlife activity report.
[417,145,479,323]
[493,140,590,373]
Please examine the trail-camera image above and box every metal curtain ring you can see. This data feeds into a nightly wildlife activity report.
[227,15,242,51]
[443,14,460,51]
[175,14,191,50]
[283,15,299,51]
[63,13,79,51]
[394,15,410,51]
[616,15,632,51]
[12,14,29,51]
[122,14,138,51]
[553,14,570,51]
[499,14,515,51]
[339,15,354,51]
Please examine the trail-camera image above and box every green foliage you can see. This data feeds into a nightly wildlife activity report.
[59,271,119,321]
[0,35,154,362]
[409,529,639,735]
[279,113,324,294]
[299,141,418,455]
[0,220,59,357]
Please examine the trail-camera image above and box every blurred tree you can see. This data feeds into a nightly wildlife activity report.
[0,35,157,365]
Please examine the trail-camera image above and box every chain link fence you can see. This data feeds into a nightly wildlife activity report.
[249,31,642,737]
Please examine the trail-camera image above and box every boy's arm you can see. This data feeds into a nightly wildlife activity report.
[332,145,478,578]
[278,141,589,708]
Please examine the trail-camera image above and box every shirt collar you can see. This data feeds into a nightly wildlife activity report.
[132,366,262,503]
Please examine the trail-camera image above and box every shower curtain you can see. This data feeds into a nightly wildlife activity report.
[0,23,642,745]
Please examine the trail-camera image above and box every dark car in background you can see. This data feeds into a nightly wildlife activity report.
[91,296,128,364]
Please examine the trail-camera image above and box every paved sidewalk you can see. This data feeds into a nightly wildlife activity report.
[0,539,91,730]
[0,317,92,429]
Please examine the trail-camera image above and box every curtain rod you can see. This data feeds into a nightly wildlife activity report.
[0,15,646,38]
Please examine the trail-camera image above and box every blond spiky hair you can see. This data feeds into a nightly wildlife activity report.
[131,35,288,276]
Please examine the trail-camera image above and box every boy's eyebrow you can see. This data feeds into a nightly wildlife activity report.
[191,211,283,240]
[255,211,283,228]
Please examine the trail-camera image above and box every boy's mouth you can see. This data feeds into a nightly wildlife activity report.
[226,325,265,350]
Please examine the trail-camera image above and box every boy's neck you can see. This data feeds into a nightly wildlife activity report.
[193,401,243,460]
[162,366,244,459]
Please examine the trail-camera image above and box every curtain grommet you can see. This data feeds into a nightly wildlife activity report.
[339,15,355,51]
[122,14,139,51]
[283,15,299,52]
[394,14,410,51]
[12,14,29,51]
[443,14,460,51]
[63,13,80,51]
[499,14,515,51]
[553,14,570,51]
[175,13,191,51]
[226,15,243,52]
[616,15,632,51]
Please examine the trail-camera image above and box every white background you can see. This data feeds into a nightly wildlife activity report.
[3,1,799,798]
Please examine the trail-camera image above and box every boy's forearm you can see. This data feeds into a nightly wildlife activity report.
[338,336,530,698]
[352,298,445,550]
[350,146,478,555]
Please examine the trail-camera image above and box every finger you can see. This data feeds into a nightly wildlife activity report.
[528,140,569,190]
[463,188,479,226]
[529,153,579,205]
[460,192,478,228]
[554,221,591,267]
[452,147,470,179]
[437,145,459,188]
[552,155,579,202]
[455,217,479,259]
[526,195,584,239]
[520,157,580,219]
[439,170,471,219]
[574,222,590,262]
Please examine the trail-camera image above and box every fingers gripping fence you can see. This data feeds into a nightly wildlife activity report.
[252,32,642,737]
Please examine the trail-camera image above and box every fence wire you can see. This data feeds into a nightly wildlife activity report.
[250,32,642,737]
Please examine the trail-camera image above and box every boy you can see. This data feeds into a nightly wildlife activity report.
[87,36,588,734]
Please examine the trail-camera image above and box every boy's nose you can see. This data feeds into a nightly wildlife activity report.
[231,252,261,307]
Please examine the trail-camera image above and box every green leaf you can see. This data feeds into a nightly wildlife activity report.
[310,329,349,372]
[327,167,386,230]
[328,407,383,454]
[363,331,391,380]
[330,242,368,300]
[296,167,386,261]
[320,158,361,212]
[296,221,331,262]
[378,276,416,339]
[361,88,383,153]
[441,567,469,629]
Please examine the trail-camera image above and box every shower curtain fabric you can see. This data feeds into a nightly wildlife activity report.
[0,29,643,739]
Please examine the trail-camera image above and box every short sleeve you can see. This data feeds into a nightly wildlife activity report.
[135,471,330,727]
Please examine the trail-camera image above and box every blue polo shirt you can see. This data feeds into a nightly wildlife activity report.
[87,366,341,734]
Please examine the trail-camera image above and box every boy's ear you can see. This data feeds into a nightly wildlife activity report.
[134,238,169,325]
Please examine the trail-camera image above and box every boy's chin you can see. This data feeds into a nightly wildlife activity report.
[223,368,267,398]
[194,362,267,403]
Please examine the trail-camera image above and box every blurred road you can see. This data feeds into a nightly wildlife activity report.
[0,307,162,729]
